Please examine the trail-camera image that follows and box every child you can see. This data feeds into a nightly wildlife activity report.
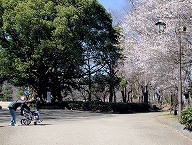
[33,93,41,122]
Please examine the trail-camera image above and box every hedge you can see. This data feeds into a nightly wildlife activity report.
[40,101,150,114]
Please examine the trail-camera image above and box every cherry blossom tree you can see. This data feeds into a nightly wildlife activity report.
[119,0,192,105]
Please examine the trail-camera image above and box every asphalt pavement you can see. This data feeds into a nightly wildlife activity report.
[0,108,192,145]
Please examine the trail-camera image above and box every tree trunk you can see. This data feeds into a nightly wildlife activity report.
[122,90,125,102]
[142,85,148,104]
[113,89,116,103]
[143,92,148,104]
[127,86,132,102]
[88,59,92,101]
[109,85,113,102]
[125,86,127,102]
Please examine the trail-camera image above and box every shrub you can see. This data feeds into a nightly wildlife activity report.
[41,101,150,113]
[180,108,192,131]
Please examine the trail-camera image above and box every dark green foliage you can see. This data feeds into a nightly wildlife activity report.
[41,101,150,113]
[0,0,122,102]
[180,108,192,131]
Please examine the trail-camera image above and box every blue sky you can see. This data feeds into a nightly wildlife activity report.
[98,0,127,11]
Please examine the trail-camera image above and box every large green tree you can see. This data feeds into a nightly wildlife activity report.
[0,0,122,102]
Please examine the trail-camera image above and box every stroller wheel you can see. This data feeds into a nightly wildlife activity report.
[21,119,25,125]
[34,122,37,125]
[24,119,31,125]
[21,119,31,125]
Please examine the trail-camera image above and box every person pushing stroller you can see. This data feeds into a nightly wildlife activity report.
[8,91,33,126]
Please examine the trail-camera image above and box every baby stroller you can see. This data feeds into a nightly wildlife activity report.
[20,103,42,125]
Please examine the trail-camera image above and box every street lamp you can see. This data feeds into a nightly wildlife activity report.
[155,20,186,121]
[155,20,166,33]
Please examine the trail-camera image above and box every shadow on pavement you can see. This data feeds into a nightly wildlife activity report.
[0,109,114,126]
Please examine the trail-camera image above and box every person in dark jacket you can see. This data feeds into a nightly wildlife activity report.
[8,91,33,126]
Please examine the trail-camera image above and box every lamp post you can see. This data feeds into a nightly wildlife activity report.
[155,20,185,121]
[178,28,182,121]
[155,20,166,33]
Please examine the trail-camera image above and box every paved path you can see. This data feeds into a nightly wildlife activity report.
[0,109,192,145]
